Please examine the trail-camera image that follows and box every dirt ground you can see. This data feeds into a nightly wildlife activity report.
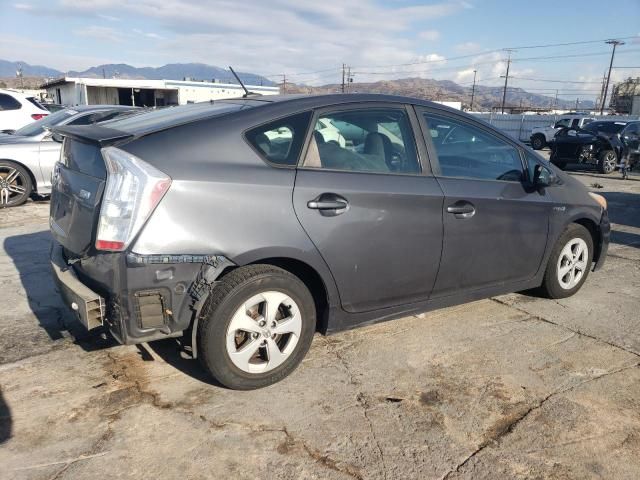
[1,165,639,480]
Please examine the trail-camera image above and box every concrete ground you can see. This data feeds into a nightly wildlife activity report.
[1,167,639,480]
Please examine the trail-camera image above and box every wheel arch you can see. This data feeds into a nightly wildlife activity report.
[572,217,602,264]
[0,157,38,194]
[245,257,331,333]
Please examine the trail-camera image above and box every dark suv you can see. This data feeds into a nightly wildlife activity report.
[50,94,610,389]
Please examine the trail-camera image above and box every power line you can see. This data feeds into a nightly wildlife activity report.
[504,35,639,50]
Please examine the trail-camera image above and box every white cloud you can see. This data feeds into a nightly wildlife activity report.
[13,3,34,10]
[74,25,124,43]
[454,42,481,53]
[418,30,440,41]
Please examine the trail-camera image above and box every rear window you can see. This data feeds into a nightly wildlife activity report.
[584,122,626,134]
[245,111,312,166]
[61,138,106,178]
[103,102,246,135]
[26,97,47,111]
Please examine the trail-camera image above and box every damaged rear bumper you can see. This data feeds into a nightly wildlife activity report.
[50,240,234,345]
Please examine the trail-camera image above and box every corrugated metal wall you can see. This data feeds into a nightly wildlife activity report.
[469,113,640,143]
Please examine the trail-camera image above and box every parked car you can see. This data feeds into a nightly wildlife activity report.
[49,94,610,390]
[530,116,594,150]
[0,105,138,207]
[0,89,49,132]
[549,120,630,173]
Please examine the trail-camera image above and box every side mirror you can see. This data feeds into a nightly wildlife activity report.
[534,164,558,188]
[51,133,64,143]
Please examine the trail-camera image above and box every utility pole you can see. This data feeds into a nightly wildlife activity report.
[16,65,24,90]
[341,64,346,93]
[470,69,477,111]
[281,74,287,94]
[346,66,351,93]
[597,72,607,112]
[554,89,558,110]
[500,49,513,114]
[575,98,579,112]
[600,40,624,115]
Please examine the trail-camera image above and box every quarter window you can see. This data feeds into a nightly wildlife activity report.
[0,93,21,111]
[245,111,312,166]
[302,108,420,174]
[423,113,524,182]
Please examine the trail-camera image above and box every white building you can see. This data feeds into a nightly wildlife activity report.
[41,77,279,107]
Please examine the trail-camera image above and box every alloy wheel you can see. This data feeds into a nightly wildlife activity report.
[225,291,302,374]
[603,152,616,173]
[0,166,28,207]
[556,238,589,290]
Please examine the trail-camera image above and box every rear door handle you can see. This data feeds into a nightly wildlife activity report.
[307,194,349,216]
[447,200,476,219]
[307,200,348,210]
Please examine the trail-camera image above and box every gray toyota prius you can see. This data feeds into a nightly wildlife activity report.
[49,94,610,389]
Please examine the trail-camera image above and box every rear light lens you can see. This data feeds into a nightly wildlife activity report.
[31,113,47,120]
[96,147,171,252]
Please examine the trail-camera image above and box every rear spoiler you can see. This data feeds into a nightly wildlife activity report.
[52,125,134,146]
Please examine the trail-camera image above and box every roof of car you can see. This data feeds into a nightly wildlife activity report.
[54,94,464,145]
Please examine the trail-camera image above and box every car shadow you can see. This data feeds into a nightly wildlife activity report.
[146,339,226,388]
[3,230,118,352]
[0,388,11,445]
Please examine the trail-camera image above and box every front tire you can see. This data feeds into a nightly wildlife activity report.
[597,150,617,174]
[197,265,316,390]
[0,161,32,208]
[531,135,546,150]
[540,224,593,299]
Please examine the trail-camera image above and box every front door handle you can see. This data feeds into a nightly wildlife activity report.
[447,200,476,219]
[307,194,349,216]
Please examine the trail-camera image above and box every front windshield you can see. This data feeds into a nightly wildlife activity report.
[13,108,79,137]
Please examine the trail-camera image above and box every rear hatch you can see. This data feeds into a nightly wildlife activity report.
[49,138,109,256]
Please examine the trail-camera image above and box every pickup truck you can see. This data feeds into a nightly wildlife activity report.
[530,116,594,150]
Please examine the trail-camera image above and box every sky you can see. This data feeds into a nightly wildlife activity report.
[1,0,639,103]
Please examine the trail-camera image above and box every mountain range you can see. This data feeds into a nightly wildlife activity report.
[0,59,594,110]
[0,59,275,86]
[286,77,595,110]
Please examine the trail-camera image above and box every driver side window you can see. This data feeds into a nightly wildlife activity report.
[423,112,523,182]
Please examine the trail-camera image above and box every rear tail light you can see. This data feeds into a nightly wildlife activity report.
[95,147,171,252]
[31,113,47,120]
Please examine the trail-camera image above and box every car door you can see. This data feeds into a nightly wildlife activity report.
[416,108,551,298]
[292,103,444,313]
[622,123,640,154]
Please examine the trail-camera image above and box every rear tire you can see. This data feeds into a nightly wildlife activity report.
[531,135,546,150]
[197,265,316,390]
[540,224,593,299]
[0,161,32,208]
[597,150,617,174]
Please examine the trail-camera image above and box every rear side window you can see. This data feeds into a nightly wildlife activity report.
[0,93,21,111]
[245,111,312,166]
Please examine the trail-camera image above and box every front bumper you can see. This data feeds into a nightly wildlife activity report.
[593,209,610,271]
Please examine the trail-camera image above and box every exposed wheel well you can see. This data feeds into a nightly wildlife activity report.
[573,218,600,263]
[0,158,38,194]
[247,257,329,333]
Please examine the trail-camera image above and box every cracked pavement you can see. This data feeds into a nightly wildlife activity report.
[1,170,639,480]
